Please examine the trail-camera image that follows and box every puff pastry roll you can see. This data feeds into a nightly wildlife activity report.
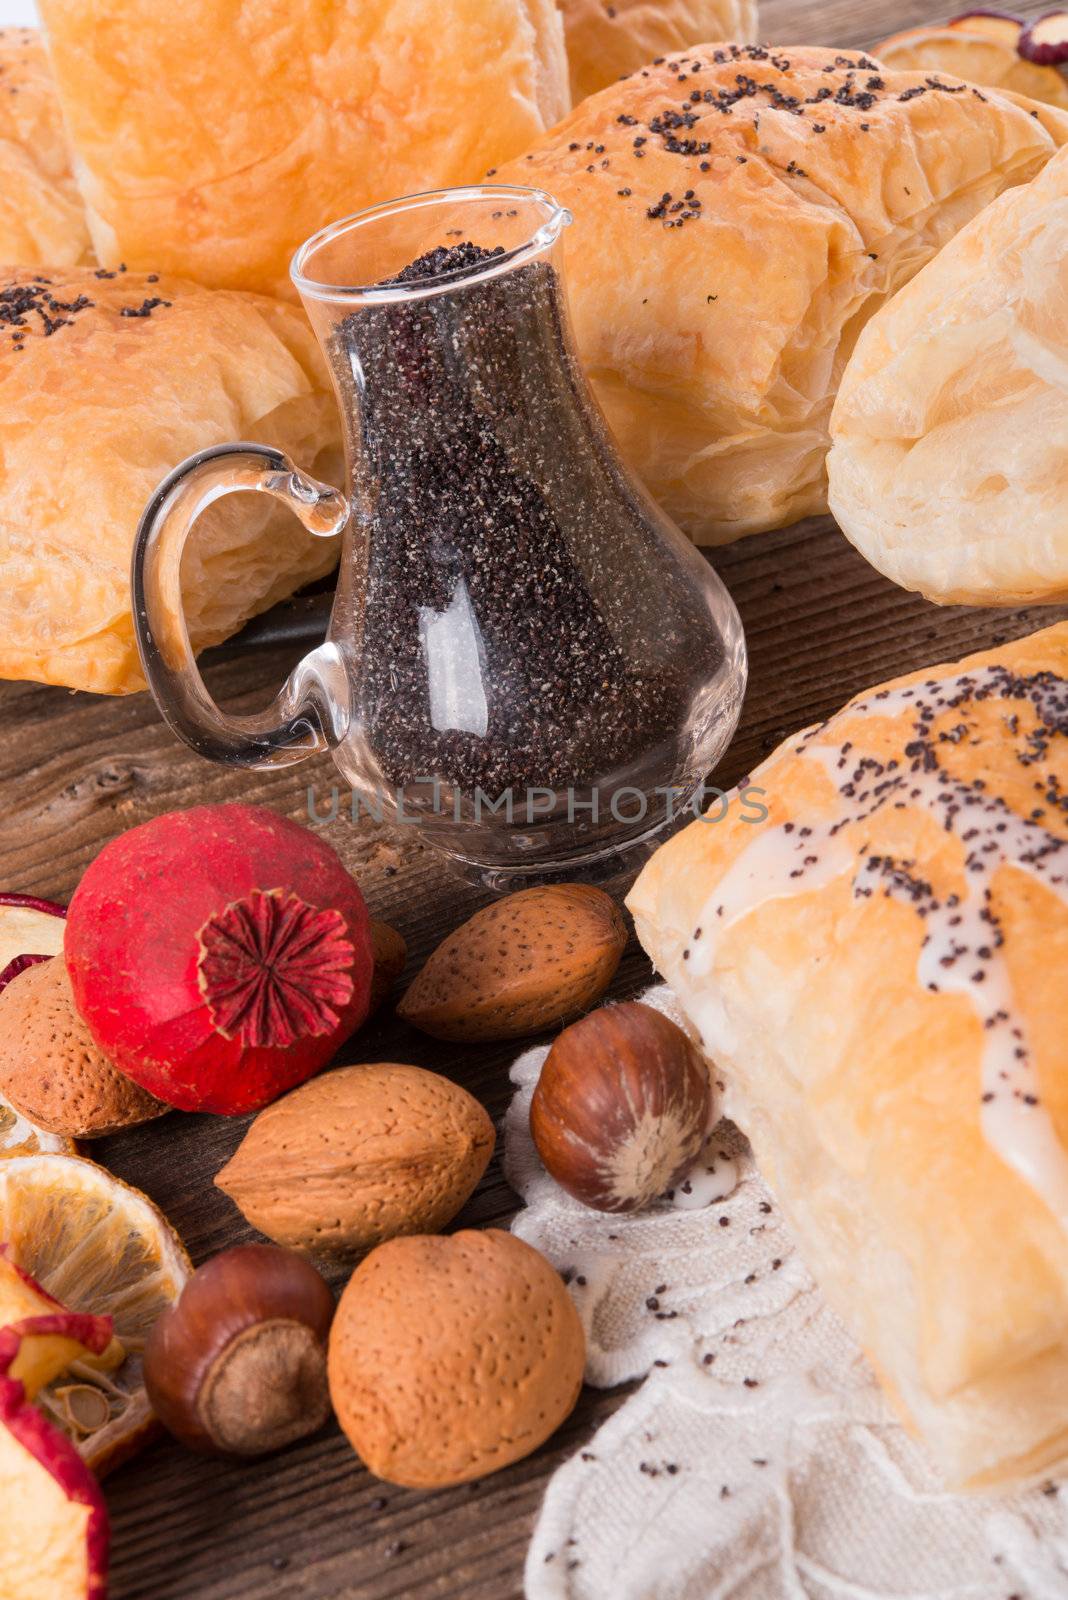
[0,29,91,268]
[499,45,1068,544]
[0,268,341,695]
[828,146,1068,607]
[36,0,570,297]
[560,0,757,103]
[629,624,1068,1489]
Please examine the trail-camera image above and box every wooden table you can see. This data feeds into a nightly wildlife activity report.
[2,3,1064,1594]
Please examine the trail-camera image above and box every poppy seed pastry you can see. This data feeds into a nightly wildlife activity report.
[497,44,1068,543]
[0,266,342,695]
[560,0,757,103]
[628,622,1068,1489]
[0,29,91,268]
[36,0,570,297]
[877,18,1068,113]
[828,145,1068,607]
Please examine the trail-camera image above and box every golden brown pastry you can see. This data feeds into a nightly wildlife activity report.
[560,0,757,102]
[628,623,1068,1489]
[0,28,90,268]
[498,44,1067,544]
[0,266,341,695]
[828,145,1068,607]
[878,14,1068,112]
[36,0,570,298]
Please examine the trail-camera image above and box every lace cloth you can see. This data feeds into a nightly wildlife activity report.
[504,987,1068,1600]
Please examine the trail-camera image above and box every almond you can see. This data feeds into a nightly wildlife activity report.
[0,957,167,1138]
[214,1063,495,1260]
[367,921,407,1017]
[397,884,628,1042]
[328,1230,585,1487]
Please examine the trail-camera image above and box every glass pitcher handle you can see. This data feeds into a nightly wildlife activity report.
[131,442,350,767]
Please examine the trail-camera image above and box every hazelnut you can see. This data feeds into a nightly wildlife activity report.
[530,1001,710,1212]
[143,1244,334,1458]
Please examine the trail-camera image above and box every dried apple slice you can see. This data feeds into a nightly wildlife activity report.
[0,1251,116,1400]
[0,893,66,996]
[1019,11,1068,61]
[0,1330,108,1600]
[947,10,1025,45]
[0,1156,192,1476]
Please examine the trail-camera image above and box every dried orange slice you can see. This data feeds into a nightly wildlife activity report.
[0,1094,78,1160]
[0,1155,191,1476]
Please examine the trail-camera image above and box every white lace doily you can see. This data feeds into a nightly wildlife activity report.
[504,988,1068,1600]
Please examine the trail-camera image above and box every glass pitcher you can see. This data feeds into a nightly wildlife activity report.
[132,187,747,888]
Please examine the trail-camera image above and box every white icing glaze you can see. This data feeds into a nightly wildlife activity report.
[681,664,1068,1228]
[683,825,855,1058]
